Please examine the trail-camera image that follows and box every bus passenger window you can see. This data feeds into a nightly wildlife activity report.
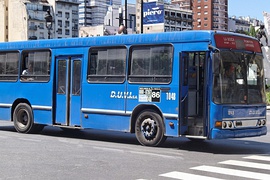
[21,50,51,82]
[0,52,19,81]
[129,45,173,83]
[88,47,127,83]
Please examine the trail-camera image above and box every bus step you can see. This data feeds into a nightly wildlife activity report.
[188,126,203,136]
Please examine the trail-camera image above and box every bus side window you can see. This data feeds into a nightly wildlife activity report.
[0,52,19,81]
[21,50,51,82]
[88,47,126,83]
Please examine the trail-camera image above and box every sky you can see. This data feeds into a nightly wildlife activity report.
[122,0,270,22]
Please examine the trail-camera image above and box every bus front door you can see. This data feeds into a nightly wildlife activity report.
[180,52,207,137]
[55,56,82,127]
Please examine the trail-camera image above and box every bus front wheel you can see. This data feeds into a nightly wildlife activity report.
[135,110,166,146]
[13,103,36,133]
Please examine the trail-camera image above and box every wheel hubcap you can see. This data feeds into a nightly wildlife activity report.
[18,110,28,128]
[141,118,157,139]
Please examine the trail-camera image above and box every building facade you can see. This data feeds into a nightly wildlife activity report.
[0,0,80,42]
[136,0,193,34]
[171,0,228,31]
[171,0,193,10]
[48,0,80,39]
[193,0,228,31]
[78,0,121,27]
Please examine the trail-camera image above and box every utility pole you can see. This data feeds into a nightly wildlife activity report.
[141,0,143,33]
[125,0,127,28]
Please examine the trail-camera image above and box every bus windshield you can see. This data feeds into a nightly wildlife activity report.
[213,50,265,104]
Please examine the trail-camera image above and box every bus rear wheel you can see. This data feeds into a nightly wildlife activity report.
[13,103,37,133]
[135,110,166,146]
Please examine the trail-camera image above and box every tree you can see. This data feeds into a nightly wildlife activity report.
[249,25,256,37]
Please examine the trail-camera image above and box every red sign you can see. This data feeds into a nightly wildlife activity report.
[214,34,262,53]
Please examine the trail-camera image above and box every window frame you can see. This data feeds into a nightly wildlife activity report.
[87,46,127,83]
[128,44,173,84]
[0,51,20,82]
[20,49,51,82]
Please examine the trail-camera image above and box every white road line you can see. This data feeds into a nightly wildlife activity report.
[244,155,270,162]
[159,171,225,180]
[219,160,270,170]
[130,151,183,159]
[191,165,270,180]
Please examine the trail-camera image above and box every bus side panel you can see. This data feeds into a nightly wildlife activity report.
[0,107,11,121]
[0,81,53,125]
[81,82,128,130]
[164,119,179,136]
[81,114,130,131]
[32,109,52,125]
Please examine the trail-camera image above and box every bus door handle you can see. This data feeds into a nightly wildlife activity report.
[181,93,188,102]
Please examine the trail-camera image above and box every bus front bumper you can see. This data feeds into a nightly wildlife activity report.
[210,126,267,139]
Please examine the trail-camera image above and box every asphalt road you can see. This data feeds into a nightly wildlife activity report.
[0,113,270,180]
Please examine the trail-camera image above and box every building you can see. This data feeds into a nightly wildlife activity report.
[0,0,8,41]
[0,0,54,42]
[228,16,263,33]
[171,0,228,31]
[0,0,80,42]
[136,0,193,34]
[47,0,80,39]
[171,0,193,10]
[193,0,228,31]
[78,0,121,27]
[104,3,136,31]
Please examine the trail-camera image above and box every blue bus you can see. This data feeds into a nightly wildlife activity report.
[0,30,267,146]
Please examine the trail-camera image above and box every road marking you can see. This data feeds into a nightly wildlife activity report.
[92,146,125,153]
[219,160,270,170]
[244,155,270,162]
[159,171,225,180]
[130,151,183,160]
[18,138,41,142]
[191,165,270,180]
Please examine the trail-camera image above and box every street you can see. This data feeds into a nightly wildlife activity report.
[0,112,270,180]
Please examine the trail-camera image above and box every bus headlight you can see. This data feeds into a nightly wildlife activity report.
[228,121,233,128]
[222,121,227,129]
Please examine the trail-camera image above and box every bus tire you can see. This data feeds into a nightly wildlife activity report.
[13,103,35,133]
[135,110,166,146]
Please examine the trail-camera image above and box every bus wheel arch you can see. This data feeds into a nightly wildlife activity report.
[131,105,166,146]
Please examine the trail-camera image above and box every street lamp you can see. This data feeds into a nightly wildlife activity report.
[45,9,53,39]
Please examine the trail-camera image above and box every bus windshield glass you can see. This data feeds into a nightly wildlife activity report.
[213,51,265,104]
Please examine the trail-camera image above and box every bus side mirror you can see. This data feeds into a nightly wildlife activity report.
[213,53,221,74]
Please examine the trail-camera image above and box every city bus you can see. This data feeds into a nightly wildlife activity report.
[0,30,267,146]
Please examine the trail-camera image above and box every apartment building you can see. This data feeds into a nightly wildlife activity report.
[171,0,193,10]
[0,0,80,42]
[171,0,228,31]
[78,0,121,26]
[48,0,80,38]
[193,0,228,31]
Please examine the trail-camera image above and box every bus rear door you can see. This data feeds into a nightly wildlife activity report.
[55,55,82,127]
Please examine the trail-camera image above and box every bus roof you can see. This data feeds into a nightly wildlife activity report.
[0,30,257,51]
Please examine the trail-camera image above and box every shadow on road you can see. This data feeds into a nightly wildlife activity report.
[0,122,269,155]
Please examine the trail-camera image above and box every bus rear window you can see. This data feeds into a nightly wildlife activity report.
[128,45,173,84]
[0,52,19,81]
